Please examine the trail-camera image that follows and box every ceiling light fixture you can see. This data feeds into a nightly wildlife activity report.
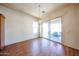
[42,11,45,13]
[38,4,45,19]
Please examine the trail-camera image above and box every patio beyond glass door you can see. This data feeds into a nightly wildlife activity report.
[50,18,61,42]
[42,17,62,43]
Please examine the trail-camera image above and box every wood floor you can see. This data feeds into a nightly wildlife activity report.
[0,38,79,56]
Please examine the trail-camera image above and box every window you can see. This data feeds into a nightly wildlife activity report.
[33,21,38,34]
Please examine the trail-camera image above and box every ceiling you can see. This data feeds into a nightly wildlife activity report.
[0,3,69,19]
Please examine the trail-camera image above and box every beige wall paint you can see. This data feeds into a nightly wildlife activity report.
[0,4,79,50]
[62,5,79,50]
[0,5,39,45]
[41,4,79,50]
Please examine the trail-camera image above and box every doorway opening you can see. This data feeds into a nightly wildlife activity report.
[42,17,62,43]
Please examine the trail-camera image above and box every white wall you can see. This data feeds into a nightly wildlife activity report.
[62,5,79,50]
[0,5,39,45]
[41,4,79,50]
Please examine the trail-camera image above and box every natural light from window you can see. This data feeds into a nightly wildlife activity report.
[33,21,38,34]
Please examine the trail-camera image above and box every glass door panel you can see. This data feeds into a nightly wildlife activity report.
[42,17,62,43]
[50,18,61,42]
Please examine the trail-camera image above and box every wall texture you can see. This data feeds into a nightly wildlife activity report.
[42,4,79,50]
[62,5,79,50]
[0,4,79,50]
[0,5,39,45]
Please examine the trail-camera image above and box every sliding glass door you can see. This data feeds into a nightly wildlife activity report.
[42,17,62,43]
[50,18,61,42]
